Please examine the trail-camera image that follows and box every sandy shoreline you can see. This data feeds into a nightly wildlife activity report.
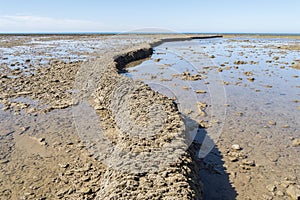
[0,34,300,199]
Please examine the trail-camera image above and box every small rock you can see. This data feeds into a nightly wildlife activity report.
[94,105,105,110]
[268,121,276,126]
[242,159,255,166]
[276,191,284,196]
[59,163,69,168]
[79,187,92,194]
[286,185,300,200]
[0,159,9,164]
[229,157,238,162]
[266,184,277,192]
[234,60,247,65]
[195,90,206,94]
[209,55,215,58]
[247,77,255,82]
[231,144,241,151]
[292,138,300,147]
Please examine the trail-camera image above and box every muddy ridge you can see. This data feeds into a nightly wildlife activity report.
[76,37,205,199]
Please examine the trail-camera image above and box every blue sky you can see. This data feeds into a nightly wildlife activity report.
[0,0,299,33]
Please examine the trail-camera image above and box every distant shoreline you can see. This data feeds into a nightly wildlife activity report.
[0,32,300,37]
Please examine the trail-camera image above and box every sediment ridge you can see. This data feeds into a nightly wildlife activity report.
[81,36,207,199]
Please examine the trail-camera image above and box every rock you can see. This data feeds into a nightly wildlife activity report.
[231,144,241,151]
[197,102,207,108]
[268,121,276,126]
[234,60,247,65]
[242,159,255,166]
[247,77,255,82]
[292,139,300,147]
[94,105,105,110]
[195,90,206,94]
[282,125,290,128]
[58,163,70,168]
[244,71,253,76]
[266,184,277,192]
[209,55,215,58]
[276,191,284,196]
[0,159,9,164]
[79,187,92,195]
[229,157,238,162]
[286,185,300,200]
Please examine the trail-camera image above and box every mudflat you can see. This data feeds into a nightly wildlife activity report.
[0,34,299,200]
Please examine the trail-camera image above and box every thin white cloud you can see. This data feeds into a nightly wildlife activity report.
[0,15,106,32]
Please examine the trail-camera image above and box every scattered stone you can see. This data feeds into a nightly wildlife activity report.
[195,90,206,94]
[265,85,273,88]
[247,77,255,82]
[58,163,70,168]
[79,187,92,195]
[276,191,284,196]
[234,60,248,65]
[244,71,253,76]
[231,144,241,151]
[229,157,238,162]
[268,121,276,126]
[266,184,277,192]
[197,101,207,108]
[292,138,300,147]
[0,159,9,164]
[242,159,255,166]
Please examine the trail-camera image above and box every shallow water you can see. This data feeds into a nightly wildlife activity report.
[0,35,151,74]
[123,37,300,199]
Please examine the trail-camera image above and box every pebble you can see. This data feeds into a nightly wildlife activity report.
[268,121,276,126]
[242,159,255,166]
[266,184,277,192]
[0,159,9,164]
[282,125,290,128]
[292,138,300,147]
[59,163,70,168]
[276,191,284,196]
[231,144,241,151]
[195,90,206,94]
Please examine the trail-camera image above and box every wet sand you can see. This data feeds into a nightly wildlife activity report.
[0,34,300,200]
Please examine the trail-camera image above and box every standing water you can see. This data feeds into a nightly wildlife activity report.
[122,37,300,200]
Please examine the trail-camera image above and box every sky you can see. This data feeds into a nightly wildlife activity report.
[0,0,300,33]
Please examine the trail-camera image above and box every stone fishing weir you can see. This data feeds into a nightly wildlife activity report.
[74,35,223,199]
